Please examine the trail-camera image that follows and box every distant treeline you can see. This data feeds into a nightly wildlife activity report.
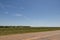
[0,26,31,28]
[0,26,60,29]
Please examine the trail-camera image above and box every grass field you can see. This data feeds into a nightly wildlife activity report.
[0,26,60,36]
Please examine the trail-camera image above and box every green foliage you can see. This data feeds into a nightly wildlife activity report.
[0,26,60,36]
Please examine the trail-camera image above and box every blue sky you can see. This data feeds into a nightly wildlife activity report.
[0,0,60,27]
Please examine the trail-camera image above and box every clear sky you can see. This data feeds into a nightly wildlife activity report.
[0,0,60,27]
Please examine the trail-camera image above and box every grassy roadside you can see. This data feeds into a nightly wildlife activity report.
[0,27,60,36]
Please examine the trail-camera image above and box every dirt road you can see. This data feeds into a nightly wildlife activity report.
[0,30,60,40]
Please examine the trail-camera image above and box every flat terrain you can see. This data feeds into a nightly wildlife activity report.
[0,30,60,40]
[0,27,60,35]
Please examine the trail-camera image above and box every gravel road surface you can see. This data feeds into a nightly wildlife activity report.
[0,30,60,40]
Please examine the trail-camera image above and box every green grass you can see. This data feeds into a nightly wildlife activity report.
[0,27,60,36]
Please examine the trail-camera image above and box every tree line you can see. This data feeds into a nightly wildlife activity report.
[0,26,31,28]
